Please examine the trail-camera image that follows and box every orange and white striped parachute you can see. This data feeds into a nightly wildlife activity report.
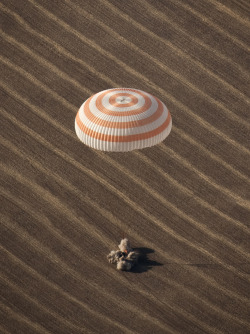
[75,88,172,152]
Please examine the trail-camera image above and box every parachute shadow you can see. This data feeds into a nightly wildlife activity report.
[130,247,163,273]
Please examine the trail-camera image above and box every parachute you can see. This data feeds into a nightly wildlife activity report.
[75,88,172,152]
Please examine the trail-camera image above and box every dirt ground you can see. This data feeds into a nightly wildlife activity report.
[1,0,250,333]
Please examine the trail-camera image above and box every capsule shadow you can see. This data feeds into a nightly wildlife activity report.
[130,247,163,273]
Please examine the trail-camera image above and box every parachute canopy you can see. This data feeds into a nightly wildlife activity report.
[75,88,172,152]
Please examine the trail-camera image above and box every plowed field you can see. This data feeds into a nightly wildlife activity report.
[1,0,250,333]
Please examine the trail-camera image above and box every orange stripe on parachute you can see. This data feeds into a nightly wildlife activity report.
[109,93,138,107]
[95,89,152,116]
[76,108,171,142]
[83,95,165,129]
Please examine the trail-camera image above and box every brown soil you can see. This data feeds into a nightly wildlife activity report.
[1,0,250,333]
